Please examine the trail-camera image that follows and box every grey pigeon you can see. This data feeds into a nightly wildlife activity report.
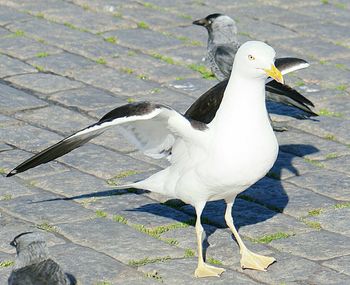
[8,232,76,285]
[193,13,317,121]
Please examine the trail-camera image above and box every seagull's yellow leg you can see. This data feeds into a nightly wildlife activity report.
[194,203,225,278]
[225,201,276,271]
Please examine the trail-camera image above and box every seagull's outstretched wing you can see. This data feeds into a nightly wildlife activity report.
[7,102,204,177]
[185,57,315,123]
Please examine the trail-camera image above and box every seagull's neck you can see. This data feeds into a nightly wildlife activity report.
[210,70,269,130]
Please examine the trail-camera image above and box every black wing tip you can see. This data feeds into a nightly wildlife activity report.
[6,170,17,177]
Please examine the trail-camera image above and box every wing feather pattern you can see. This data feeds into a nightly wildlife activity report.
[7,102,195,177]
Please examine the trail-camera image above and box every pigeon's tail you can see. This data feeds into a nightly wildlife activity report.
[266,81,318,116]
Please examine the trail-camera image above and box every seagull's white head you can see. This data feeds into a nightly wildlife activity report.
[233,41,284,84]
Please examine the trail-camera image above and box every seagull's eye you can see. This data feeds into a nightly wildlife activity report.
[248,55,255,61]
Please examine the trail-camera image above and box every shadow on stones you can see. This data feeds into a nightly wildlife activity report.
[33,144,319,258]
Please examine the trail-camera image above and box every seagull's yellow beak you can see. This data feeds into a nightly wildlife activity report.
[264,64,284,84]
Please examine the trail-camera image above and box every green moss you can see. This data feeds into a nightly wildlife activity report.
[14,30,25,37]
[179,13,192,20]
[161,238,179,246]
[95,210,107,218]
[0,168,7,174]
[113,214,127,224]
[132,221,191,239]
[326,152,339,159]
[127,98,136,103]
[321,0,329,4]
[188,64,215,79]
[127,51,136,56]
[95,281,112,285]
[35,12,45,19]
[300,218,322,230]
[0,194,12,201]
[104,36,117,44]
[184,248,195,258]
[79,197,97,206]
[0,260,14,267]
[308,208,323,216]
[319,59,327,65]
[335,63,346,70]
[295,81,305,87]
[151,52,177,65]
[238,31,251,37]
[95,57,107,65]
[304,158,324,168]
[207,257,223,265]
[36,52,49,58]
[33,65,45,72]
[336,85,347,91]
[137,21,150,29]
[128,256,170,267]
[324,134,337,141]
[251,232,292,244]
[319,108,343,118]
[334,2,346,9]
[137,74,148,80]
[175,76,185,81]
[151,88,161,93]
[120,67,134,74]
[333,202,350,209]
[36,222,58,233]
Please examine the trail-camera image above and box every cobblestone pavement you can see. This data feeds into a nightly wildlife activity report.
[0,0,350,284]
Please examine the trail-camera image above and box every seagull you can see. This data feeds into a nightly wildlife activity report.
[8,41,283,277]
[193,13,317,121]
[8,232,76,285]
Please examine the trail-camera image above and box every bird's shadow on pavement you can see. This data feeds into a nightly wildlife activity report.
[34,144,318,257]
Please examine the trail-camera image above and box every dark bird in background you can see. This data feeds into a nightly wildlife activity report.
[8,232,76,285]
[192,13,317,126]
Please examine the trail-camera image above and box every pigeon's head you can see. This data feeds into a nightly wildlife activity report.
[10,232,46,253]
[233,41,284,84]
[193,13,237,34]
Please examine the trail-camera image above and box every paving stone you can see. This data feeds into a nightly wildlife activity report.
[7,73,84,95]
[32,169,111,198]
[0,123,62,152]
[306,207,350,238]
[0,211,65,253]
[59,144,157,179]
[87,192,193,228]
[64,38,129,61]
[14,105,94,135]
[139,258,260,285]
[322,255,350,276]
[0,54,37,78]
[0,35,62,60]
[56,218,184,263]
[42,2,135,33]
[0,27,10,37]
[27,52,96,77]
[104,28,184,51]
[0,83,47,115]
[50,86,124,113]
[0,190,94,224]
[244,177,337,218]
[0,175,39,200]
[50,242,140,285]
[73,64,160,95]
[276,128,350,160]
[167,77,217,99]
[323,155,350,175]
[0,250,14,285]
[0,5,32,25]
[0,143,12,152]
[286,169,350,201]
[160,45,206,65]
[291,115,350,145]
[270,230,350,261]
[271,36,350,61]
[243,251,350,285]
[7,18,98,47]
[0,149,69,180]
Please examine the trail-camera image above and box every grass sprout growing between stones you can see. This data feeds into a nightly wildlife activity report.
[36,52,49,58]
[251,232,293,244]
[207,257,223,265]
[0,194,12,201]
[95,210,107,218]
[94,281,112,285]
[95,57,107,65]
[334,202,350,209]
[318,108,343,118]
[184,248,195,257]
[151,52,177,65]
[308,208,323,216]
[113,214,127,224]
[188,64,215,79]
[0,260,14,267]
[145,270,163,282]
[137,21,150,29]
[304,158,324,168]
[106,170,139,185]
[36,222,58,233]
[104,36,117,44]
[303,220,322,230]
[128,256,171,267]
